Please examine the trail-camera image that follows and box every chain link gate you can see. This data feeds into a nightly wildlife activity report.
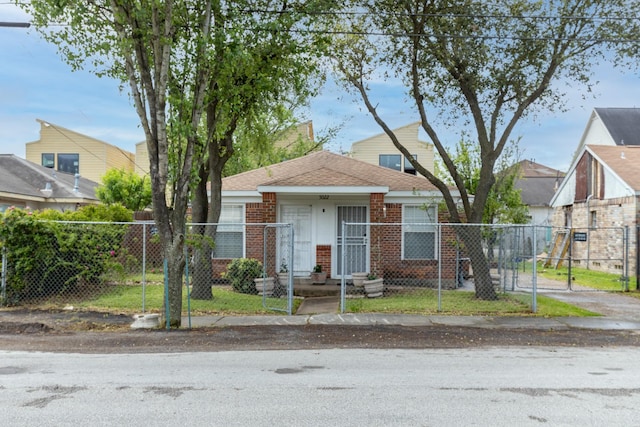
[260,224,294,314]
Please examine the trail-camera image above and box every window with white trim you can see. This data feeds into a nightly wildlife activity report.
[213,204,244,258]
[403,205,437,259]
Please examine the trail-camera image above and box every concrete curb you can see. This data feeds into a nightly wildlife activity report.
[180,314,640,331]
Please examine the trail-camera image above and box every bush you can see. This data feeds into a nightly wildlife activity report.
[225,258,263,294]
[0,205,133,304]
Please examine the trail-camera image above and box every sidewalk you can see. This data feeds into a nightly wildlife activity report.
[181,311,640,330]
[181,290,640,331]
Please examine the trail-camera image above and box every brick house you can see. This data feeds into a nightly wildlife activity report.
[216,150,462,287]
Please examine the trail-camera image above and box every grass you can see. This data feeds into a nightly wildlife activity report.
[60,283,597,317]
[346,290,599,317]
[25,268,608,317]
[530,261,638,292]
[73,284,300,315]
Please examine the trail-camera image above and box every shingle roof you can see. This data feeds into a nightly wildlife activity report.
[0,154,98,200]
[222,150,439,192]
[594,108,640,146]
[510,160,565,207]
[587,145,640,191]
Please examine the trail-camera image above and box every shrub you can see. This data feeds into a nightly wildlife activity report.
[225,258,263,294]
[0,205,133,304]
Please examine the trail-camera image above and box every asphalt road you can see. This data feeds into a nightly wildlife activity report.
[2,347,639,426]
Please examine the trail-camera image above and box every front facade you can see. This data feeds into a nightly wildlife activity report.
[25,119,136,183]
[216,151,461,287]
[349,122,435,175]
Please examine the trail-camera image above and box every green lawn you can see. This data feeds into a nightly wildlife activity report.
[69,283,598,317]
[532,261,637,292]
[74,284,299,315]
[346,290,599,317]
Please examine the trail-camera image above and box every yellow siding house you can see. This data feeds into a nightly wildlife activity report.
[25,119,136,184]
[349,122,434,175]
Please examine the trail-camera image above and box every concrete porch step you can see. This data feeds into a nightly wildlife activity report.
[294,281,341,297]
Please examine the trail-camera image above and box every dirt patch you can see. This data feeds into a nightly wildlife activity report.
[1,308,640,353]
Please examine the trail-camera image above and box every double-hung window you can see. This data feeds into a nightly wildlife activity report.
[213,204,244,259]
[403,205,437,260]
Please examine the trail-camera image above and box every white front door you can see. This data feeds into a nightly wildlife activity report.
[280,205,312,275]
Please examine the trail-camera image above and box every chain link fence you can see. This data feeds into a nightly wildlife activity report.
[534,226,631,292]
[0,220,297,316]
[338,223,547,312]
[1,219,635,317]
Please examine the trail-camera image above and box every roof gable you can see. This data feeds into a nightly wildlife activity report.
[588,145,640,192]
[350,121,427,148]
[222,150,439,192]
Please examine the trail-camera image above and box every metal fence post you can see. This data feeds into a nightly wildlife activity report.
[532,225,537,313]
[340,221,346,314]
[437,224,442,312]
[624,225,629,292]
[1,246,6,304]
[142,222,147,313]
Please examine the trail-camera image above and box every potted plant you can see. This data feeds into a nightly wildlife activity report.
[363,273,383,298]
[310,264,327,285]
[254,275,276,297]
[277,260,289,286]
[351,272,368,287]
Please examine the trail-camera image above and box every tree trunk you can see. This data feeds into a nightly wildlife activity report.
[165,245,185,328]
[457,225,497,300]
[190,164,214,300]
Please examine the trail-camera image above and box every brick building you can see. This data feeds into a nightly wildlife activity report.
[216,150,462,287]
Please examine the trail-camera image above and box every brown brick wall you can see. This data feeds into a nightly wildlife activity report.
[315,245,332,276]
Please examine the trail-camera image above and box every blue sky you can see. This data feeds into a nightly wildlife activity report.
[2,3,640,173]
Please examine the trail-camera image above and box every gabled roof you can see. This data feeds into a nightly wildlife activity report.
[588,145,640,191]
[222,150,439,193]
[0,154,98,201]
[27,118,134,154]
[551,144,640,207]
[350,121,429,148]
[514,160,565,207]
[594,108,640,146]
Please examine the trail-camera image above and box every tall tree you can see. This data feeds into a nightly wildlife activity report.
[331,0,635,300]
[187,2,334,300]
[23,0,333,324]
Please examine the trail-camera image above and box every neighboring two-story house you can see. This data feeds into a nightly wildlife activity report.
[349,122,435,175]
[550,108,640,276]
[25,119,137,184]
